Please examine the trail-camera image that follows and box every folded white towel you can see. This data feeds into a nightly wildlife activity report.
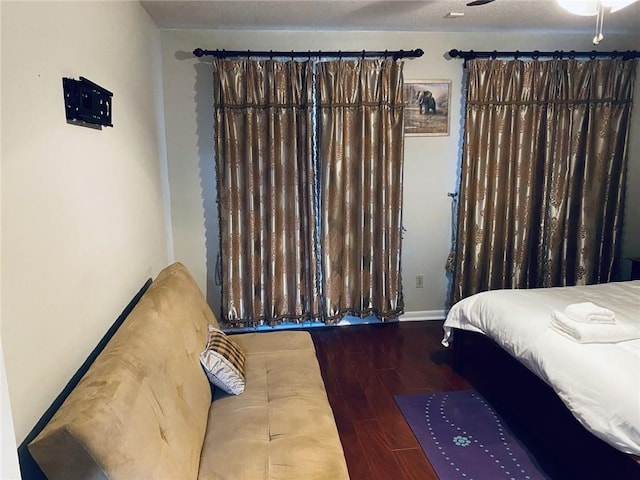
[549,310,640,344]
[564,302,616,324]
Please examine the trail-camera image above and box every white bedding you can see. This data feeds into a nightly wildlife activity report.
[443,280,640,455]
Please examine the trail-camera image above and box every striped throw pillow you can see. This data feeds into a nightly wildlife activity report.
[199,325,246,395]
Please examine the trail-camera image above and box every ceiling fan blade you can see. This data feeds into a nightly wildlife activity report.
[466,0,496,5]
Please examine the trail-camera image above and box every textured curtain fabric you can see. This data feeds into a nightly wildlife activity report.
[214,59,320,326]
[542,59,637,287]
[317,59,405,320]
[453,58,637,303]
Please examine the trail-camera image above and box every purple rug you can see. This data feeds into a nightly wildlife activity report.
[394,390,550,480]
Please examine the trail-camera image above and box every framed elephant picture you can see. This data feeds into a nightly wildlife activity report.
[404,80,451,136]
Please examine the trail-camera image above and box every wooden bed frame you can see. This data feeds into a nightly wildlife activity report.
[453,328,640,480]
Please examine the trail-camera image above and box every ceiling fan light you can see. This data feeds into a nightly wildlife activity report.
[556,0,598,15]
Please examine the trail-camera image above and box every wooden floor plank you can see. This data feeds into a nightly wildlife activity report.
[312,335,342,395]
[350,352,419,450]
[353,419,404,480]
[327,393,374,480]
[310,320,470,478]
[394,448,439,480]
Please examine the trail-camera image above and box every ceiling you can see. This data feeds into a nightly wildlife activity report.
[140,0,640,34]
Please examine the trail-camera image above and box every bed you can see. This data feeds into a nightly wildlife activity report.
[443,280,640,478]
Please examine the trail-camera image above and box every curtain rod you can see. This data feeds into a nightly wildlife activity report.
[193,48,424,60]
[448,49,639,60]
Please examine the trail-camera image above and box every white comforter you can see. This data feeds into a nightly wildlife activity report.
[443,280,640,455]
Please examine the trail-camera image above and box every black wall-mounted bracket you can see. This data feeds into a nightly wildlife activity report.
[63,76,113,129]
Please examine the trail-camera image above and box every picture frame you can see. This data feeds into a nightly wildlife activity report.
[404,80,451,136]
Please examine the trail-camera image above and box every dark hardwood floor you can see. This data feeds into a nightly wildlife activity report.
[308,320,640,480]
[308,320,471,480]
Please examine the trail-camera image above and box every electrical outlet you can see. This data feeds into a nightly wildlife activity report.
[416,275,424,288]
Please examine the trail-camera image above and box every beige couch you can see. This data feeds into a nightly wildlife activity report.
[28,263,350,480]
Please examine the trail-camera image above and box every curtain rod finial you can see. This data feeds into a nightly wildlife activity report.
[193,48,204,57]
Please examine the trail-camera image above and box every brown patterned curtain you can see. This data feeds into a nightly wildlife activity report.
[214,59,320,326]
[214,57,406,326]
[317,59,405,321]
[453,58,637,303]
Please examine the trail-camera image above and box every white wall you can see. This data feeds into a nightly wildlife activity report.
[160,28,640,319]
[1,342,20,479]
[1,1,169,442]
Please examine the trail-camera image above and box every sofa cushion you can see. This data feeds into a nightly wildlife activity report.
[197,331,350,480]
[200,325,246,395]
[28,263,214,480]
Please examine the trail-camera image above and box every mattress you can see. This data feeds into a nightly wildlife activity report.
[443,280,640,455]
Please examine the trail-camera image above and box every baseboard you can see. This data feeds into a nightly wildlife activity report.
[399,310,446,322]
